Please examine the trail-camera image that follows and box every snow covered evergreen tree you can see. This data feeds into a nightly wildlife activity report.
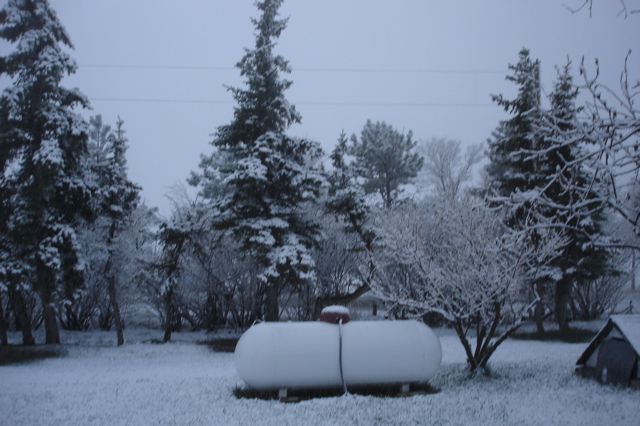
[314,131,378,317]
[350,120,423,208]
[326,131,375,249]
[525,53,639,249]
[486,48,542,197]
[534,62,609,335]
[487,50,609,336]
[0,0,91,344]
[486,49,551,334]
[155,216,189,342]
[194,0,323,321]
[82,115,140,345]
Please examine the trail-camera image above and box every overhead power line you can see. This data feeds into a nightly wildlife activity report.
[81,64,234,71]
[91,98,233,105]
[90,97,494,107]
[83,64,502,107]
[80,64,507,74]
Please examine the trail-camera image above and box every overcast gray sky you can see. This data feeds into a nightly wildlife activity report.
[4,1,638,215]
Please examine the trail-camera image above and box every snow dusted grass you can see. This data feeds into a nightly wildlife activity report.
[1,327,638,425]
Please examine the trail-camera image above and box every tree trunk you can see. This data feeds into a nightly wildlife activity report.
[478,317,527,370]
[107,277,125,346]
[12,289,35,345]
[104,225,125,346]
[534,300,545,334]
[162,322,172,343]
[0,294,8,346]
[453,318,478,372]
[313,284,370,320]
[476,304,502,369]
[555,277,572,338]
[163,286,174,343]
[632,250,636,291]
[43,304,61,345]
[265,285,279,322]
[534,281,545,335]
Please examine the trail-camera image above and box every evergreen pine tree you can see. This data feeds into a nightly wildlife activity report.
[486,48,543,197]
[155,220,188,343]
[350,120,423,208]
[487,50,609,337]
[326,131,372,242]
[197,0,323,321]
[85,115,140,345]
[536,62,609,336]
[487,49,549,333]
[316,131,376,317]
[0,0,91,344]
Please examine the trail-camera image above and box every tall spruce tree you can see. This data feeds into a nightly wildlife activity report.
[535,62,609,336]
[85,116,140,345]
[487,49,549,333]
[486,48,542,197]
[487,50,609,337]
[317,131,376,317]
[197,0,323,321]
[0,0,91,344]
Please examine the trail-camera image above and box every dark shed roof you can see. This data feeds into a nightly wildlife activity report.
[576,315,640,366]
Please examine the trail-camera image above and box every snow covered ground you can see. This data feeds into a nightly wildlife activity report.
[1,326,638,425]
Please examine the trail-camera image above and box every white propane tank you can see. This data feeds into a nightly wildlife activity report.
[234,319,442,390]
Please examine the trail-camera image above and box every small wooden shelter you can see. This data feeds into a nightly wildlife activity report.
[576,315,640,389]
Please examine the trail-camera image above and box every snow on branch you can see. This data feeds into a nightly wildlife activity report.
[495,52,640,247]
[371,195,565,371]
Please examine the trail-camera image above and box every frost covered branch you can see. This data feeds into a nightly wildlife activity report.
[520,54,640,241]
[371,196,564,371]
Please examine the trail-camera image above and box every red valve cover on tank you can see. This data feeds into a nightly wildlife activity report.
[320,305,351,324]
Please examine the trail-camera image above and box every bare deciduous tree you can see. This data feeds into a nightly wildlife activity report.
[310,214,370,319]
[417,137,484,198]
[564,0,639,18]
